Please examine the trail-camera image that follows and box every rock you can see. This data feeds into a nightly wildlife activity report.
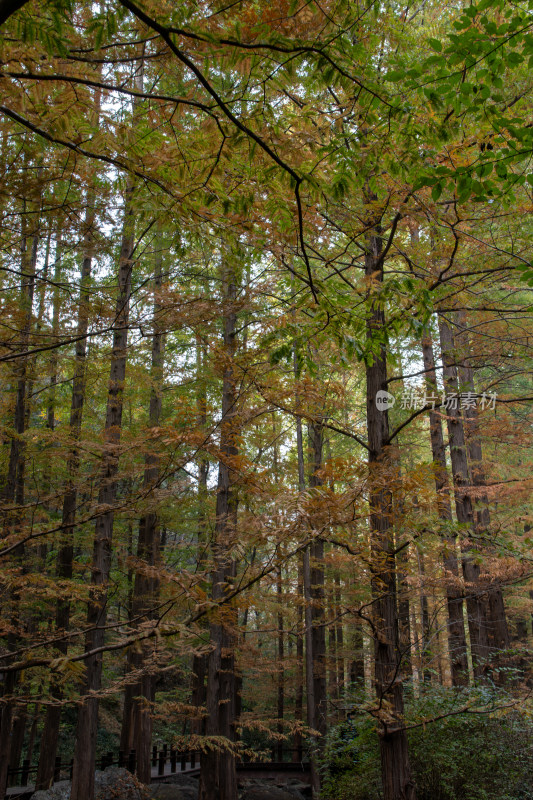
[95,767,149,800]
[240,785,305,800]
[149,786,198,800]
[32,780,71,800]
[150,773,199,800]
[31,767,149,800]
[156,775,198,788]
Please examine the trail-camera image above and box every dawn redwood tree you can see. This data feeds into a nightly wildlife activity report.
[454,310,511,657]
[308,420,327,749]
[0,163,41,797]
[199,257,240,800]
[119,235,165,783]
[438,315,491,679]
[36,86,102,791]
[190,333,209,739]
[70,174,137,800]
[420,327,469,686]
[365,207,416,800]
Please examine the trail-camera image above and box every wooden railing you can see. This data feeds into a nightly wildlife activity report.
[6,747,201,790]
[6,744,309,791]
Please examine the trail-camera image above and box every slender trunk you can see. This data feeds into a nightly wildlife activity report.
[454,312,510,655]
[3,212,38,511]
[416,551,431,682]
[26,703,39,766]
[8,710,26,777]
[293,340,320,796]
[70,179,135,800]
[191,337,209,739]
[302,544,317,794]
[335,573,344,702]
[421,330,468,685]
[0,201,39,798]
[294,554,304,762]
[438,316,489,679]
[199,262,239,800]
[35,184,99,789]
[365,218,415,800]
[396,542,412,681]
[292,333,304,763]
[122,242,164,782]
[276,565,284,761]
[42,228,63,506]
[308,422,327,741]
[328,587,338,721]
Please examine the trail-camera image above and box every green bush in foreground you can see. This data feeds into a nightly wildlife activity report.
[322,686,533,800]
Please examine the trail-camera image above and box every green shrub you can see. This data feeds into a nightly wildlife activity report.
[322,685,533,800]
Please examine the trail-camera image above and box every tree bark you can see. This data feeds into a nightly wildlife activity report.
[70,178,135,800]
[453,312,510,655]
[365,218,415,800]
[276,564,284,761]
[438,316,490,679]
[0,197,39,799]
[120,239,164,782]
[198,261,239,800]
[35,126,101,790]
[421,329,468,685]
[308,422,327,744]
[191,336,209,739]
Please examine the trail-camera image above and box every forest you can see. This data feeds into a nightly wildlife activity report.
[0,1,532,799]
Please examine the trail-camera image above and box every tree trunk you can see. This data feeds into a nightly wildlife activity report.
[421,329,468,685]
[302,543,318,796]
[293,338,320,797]
[8,710,26,777]
[191,337,209,739]
[120,238,164,784]
[438,316,490,679]
[335,573,344,703]
[365,218,415,800]
[35,183,99,790]
[70,178,135,800]
[293,553,304,762]
[308,422,327,742]
[454,312,510,655]
[0,200,39,799]
[198,261,239,800]
[276,564,284,761]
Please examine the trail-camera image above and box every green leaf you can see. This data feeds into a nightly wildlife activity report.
[431,182,443,201]
[385,70,405,82]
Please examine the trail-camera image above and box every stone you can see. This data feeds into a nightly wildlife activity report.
[149,773,199,800]
[240,784,306,800]
[95,767,149,800]
[31,780,71,800]
[149,786,198,800]
[30,767,149,800]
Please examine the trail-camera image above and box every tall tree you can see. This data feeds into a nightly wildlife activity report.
[119,235,165,783]
[420,327,469,685]
[70,174,137,800]
[365,207,415,800]
[199,257,239,800]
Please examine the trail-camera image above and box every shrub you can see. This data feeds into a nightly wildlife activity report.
[322,685,533,800]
